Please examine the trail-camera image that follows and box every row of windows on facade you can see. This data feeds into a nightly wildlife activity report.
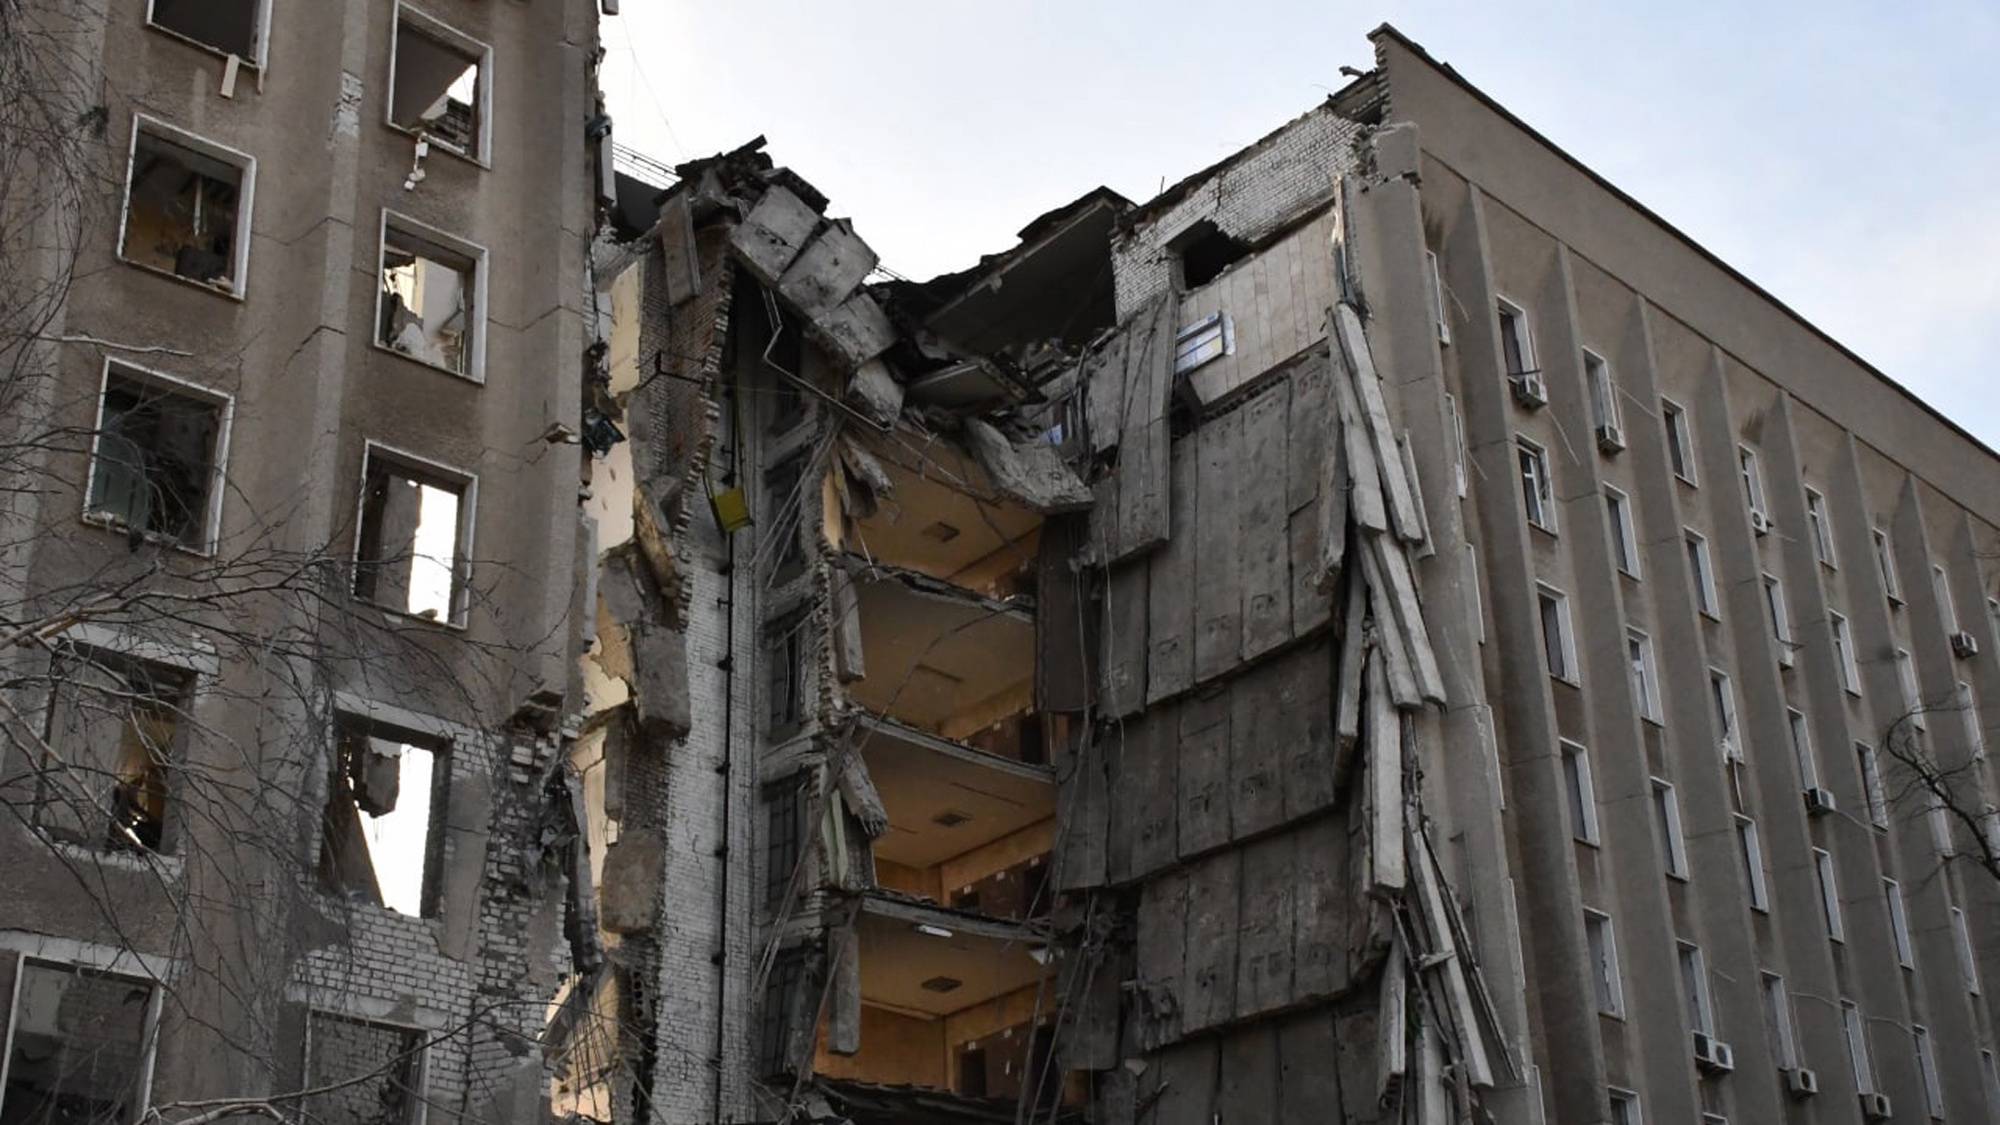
[0,949,434,1124]
[1587,927,1987,1123]
[121,4,494,378]
[28,637,455,922]
[84,365,474,627]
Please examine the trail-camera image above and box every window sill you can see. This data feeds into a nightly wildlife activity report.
[1674,474,1698,488]
[1640,714,1664,729]
[1666,870,1690,884]
[371,339,484,385]
[1698,609,1722,624]
[118,256,247,303]
[1528,520,1559,538]
[144,21,266,71]
[386,123,491,171]
[1617,567,1642,582]
[1549,673,1581,689]
[45,836,186,879]
[359,597,467,633]
[1574,835,1600,849]
[81,511,215,558]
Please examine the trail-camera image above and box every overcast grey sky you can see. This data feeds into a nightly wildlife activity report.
[601,2,2000,448]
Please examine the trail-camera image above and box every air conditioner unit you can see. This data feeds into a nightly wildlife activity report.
[1783,1066,1819,1098]
[1804,787,1838,816]
[1749,509,1773,536]
[1951,631,1980,659]
[1692,1031,1736,1073]
[1509,373,1547,409]
[1595,423,1626,454]
[1859,1091,1893,1121]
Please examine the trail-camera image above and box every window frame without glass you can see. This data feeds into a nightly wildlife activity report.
[387,2,494,165]
[1661,398,1696,484]
[82,360,234,556]
[117,114,257,298]
[350,441,477,627]
[1517,436,1557,533]
[375,209,489,382]
[1605,485,1640,577]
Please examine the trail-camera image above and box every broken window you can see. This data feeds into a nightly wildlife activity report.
[378,217,482,377]
[1,957,158,1122]
[764,616,805,740]
[1584,348,1619,432]
[756,947,806,1077]
[1168,220,1248,290]
[352,445,471,623]
[86,367,228,551]
[1685,530,1718,616]
[1516,437,1555,532]
[316,717,448,917]
[1173,312,1233,376]
[763,775,804,904]
[1496,298,1535,377]
[389,10,488,158]
[762,456,806,585]
[120,119,252,292]
[147,0,265,62]
[1582,909,1621,1016]
[304,1010,427,1125]
[1536,584,1575,683]
[1661,398,1696,484]
[35,645,193,854]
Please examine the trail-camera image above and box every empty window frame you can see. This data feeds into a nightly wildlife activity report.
[1628,628,1662,723]
[1446,392,1467,498]
[316,715,449,917]
[2,956,162,1121]
[1884,878,1914,968]
[1538,584,1578,683]
[1167,220,1248,290]
[1736,815,1769,912]
[1805,488,1836,567]
[304,1010,428,1125]
[1685,530,1718,617]
[1561,740,1600,844]
[1517,437,1557,532]
[389,5,491,161]
[1173,312,1234,375]
[1760,971,1798,1070]
[1583,908,1623,1016]
[1677,941,1714,1035]
[1856,742,1889,828]
[34,644,195,854]
[1584,348,1621,433]
[1914,1025,1944,1120]
[1608,1088,1641,1125]
[1873,528,1902,603]
[1832,613,1861,694]
[1842,998,1875,1094]
[1896,647,1925,729]
[1737,445,1768,519]
[1709,670,1739,752]
[1652,778,1689,879]
[376,211,486,379]
[1605,486,1640,577]
[146,0,270,64]
[765,615,806,740]
[763,775,805,904]
[118,116,254,294]
[84,363,231,553]
[1814,847,1844,941]
[1662,398,1696,484]
[1951,906,1982,994]
[1763,573,1793,658]
[1424,250,1451,346]
[1789,708,1820,790]
[1495,297,1536,378]
[351,443,474,624]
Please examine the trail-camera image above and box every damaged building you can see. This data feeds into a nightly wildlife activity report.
[8,5,2000,1124]
[569,22,2000,1125]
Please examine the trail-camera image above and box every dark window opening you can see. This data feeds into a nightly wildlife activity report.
[764,617,806,740]
[121,126,245,289]
[956,1047,989,1098]
[763,776,804,904]
[757,948,806,1078]
[1024,1024,1058,1106]
[87,371,224,549]
[353,450,468,623]
[150,0,260,60]
[379,225,476,375]
[304,1011,426,1125]
[36,646,192,854]
[1169,220,1248,290]
[3,958,155,1123]
[316,718,450,918]
[390,18,483,155]
[762,456,807,585]
[950,888,982,913]
[760,302,807,435]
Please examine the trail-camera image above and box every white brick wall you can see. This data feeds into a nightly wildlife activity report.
[1112,103,1365,318]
